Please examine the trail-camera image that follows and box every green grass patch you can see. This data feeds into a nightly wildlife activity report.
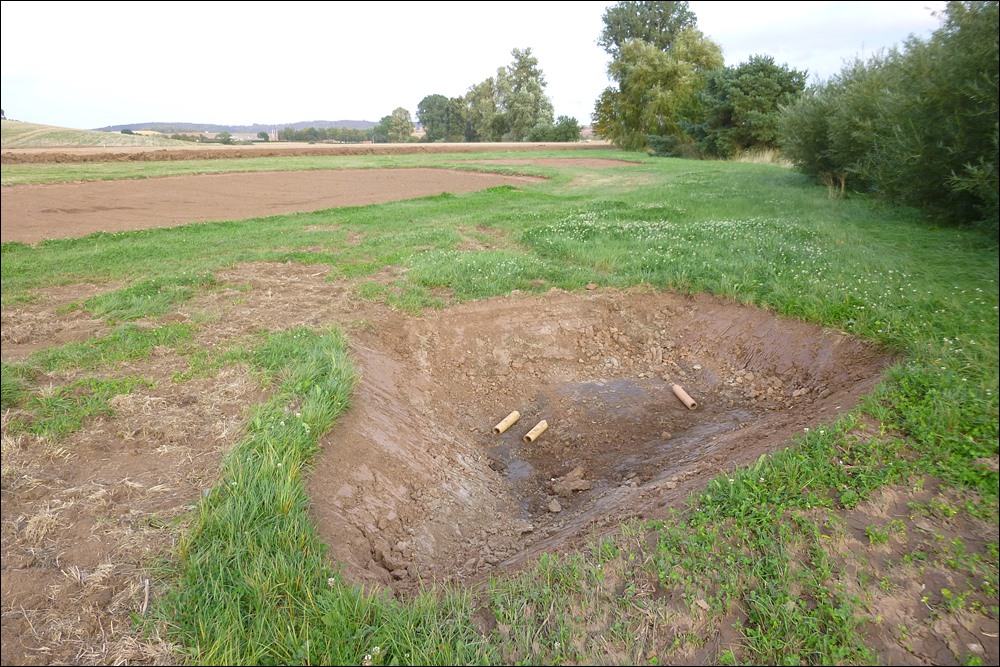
[79,273,217,322]
[157,327,495,664]
[354,280,446,313]
[27,323,194,372]
[8,376,151,442]
[2,149,996,664]
[0,362,33,410]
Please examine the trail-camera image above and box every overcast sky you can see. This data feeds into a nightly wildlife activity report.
[1,1,947,130]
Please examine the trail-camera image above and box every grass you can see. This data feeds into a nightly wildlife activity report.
[6,375,152,441]
[1,119,192,148]
[1,147,996,665]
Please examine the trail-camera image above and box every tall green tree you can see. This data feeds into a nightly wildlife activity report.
[595,29,723,150]
[466,78,500,142]
[496,47,555,141]
[446,96,469,142]
[598,0,697,59]
[417,94,449,142]
[388,107,414,143]
[372,115,392,143]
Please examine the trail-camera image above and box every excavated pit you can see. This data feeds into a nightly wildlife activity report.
[306,287,893,594]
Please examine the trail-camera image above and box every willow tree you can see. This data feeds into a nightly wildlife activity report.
[594,28,722,150]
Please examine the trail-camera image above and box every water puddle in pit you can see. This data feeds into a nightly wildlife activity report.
[485,377,758,520]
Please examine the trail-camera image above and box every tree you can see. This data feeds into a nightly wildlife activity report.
[417,94,450,142]
[595,29,723,150]
[883,0,998,233]
[496,47,555,141]
[694,55,807,158]
[120,128,135,135]
[593,1,721,151]
[526,115,582,142]
[553,115,582,142]
[388,107,414,143]
[446,96,469,142]
[466,78,500,142]
[217,131,233,145]
[256,131,270,141]
[372,116,392,143]
[598,1,697,60]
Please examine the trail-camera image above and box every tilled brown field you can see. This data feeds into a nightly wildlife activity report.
[0,140,613,164]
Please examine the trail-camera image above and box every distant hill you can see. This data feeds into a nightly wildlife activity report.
[96,120,377,134]
[1,119,192,148]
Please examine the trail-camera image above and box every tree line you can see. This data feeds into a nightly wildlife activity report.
[592,0,998,237]
[371,47,581,144]
[161,1,994,234]
[276,127,369,143]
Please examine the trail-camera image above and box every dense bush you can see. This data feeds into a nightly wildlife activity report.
[778,1,999,237]
[646,133,698,158]
[525,116,582,142]
[692,55,807,159]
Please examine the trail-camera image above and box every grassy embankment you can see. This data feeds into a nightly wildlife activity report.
[2,148,996,665]
[1,119,193,148]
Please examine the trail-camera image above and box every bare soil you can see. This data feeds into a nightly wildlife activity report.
[0,168,545,245]
[2,155,996,665]
[0,140,613,164]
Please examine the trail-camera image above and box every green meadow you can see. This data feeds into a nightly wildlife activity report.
[2,148,996,665]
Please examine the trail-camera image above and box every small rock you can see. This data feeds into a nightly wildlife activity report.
[548,499,563,513]
[551,466,592,497]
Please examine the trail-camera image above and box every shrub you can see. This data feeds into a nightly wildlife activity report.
[778,1,999,236]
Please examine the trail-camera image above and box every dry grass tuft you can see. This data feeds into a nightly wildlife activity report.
[22,503,66,544]
[733,147,793,167]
